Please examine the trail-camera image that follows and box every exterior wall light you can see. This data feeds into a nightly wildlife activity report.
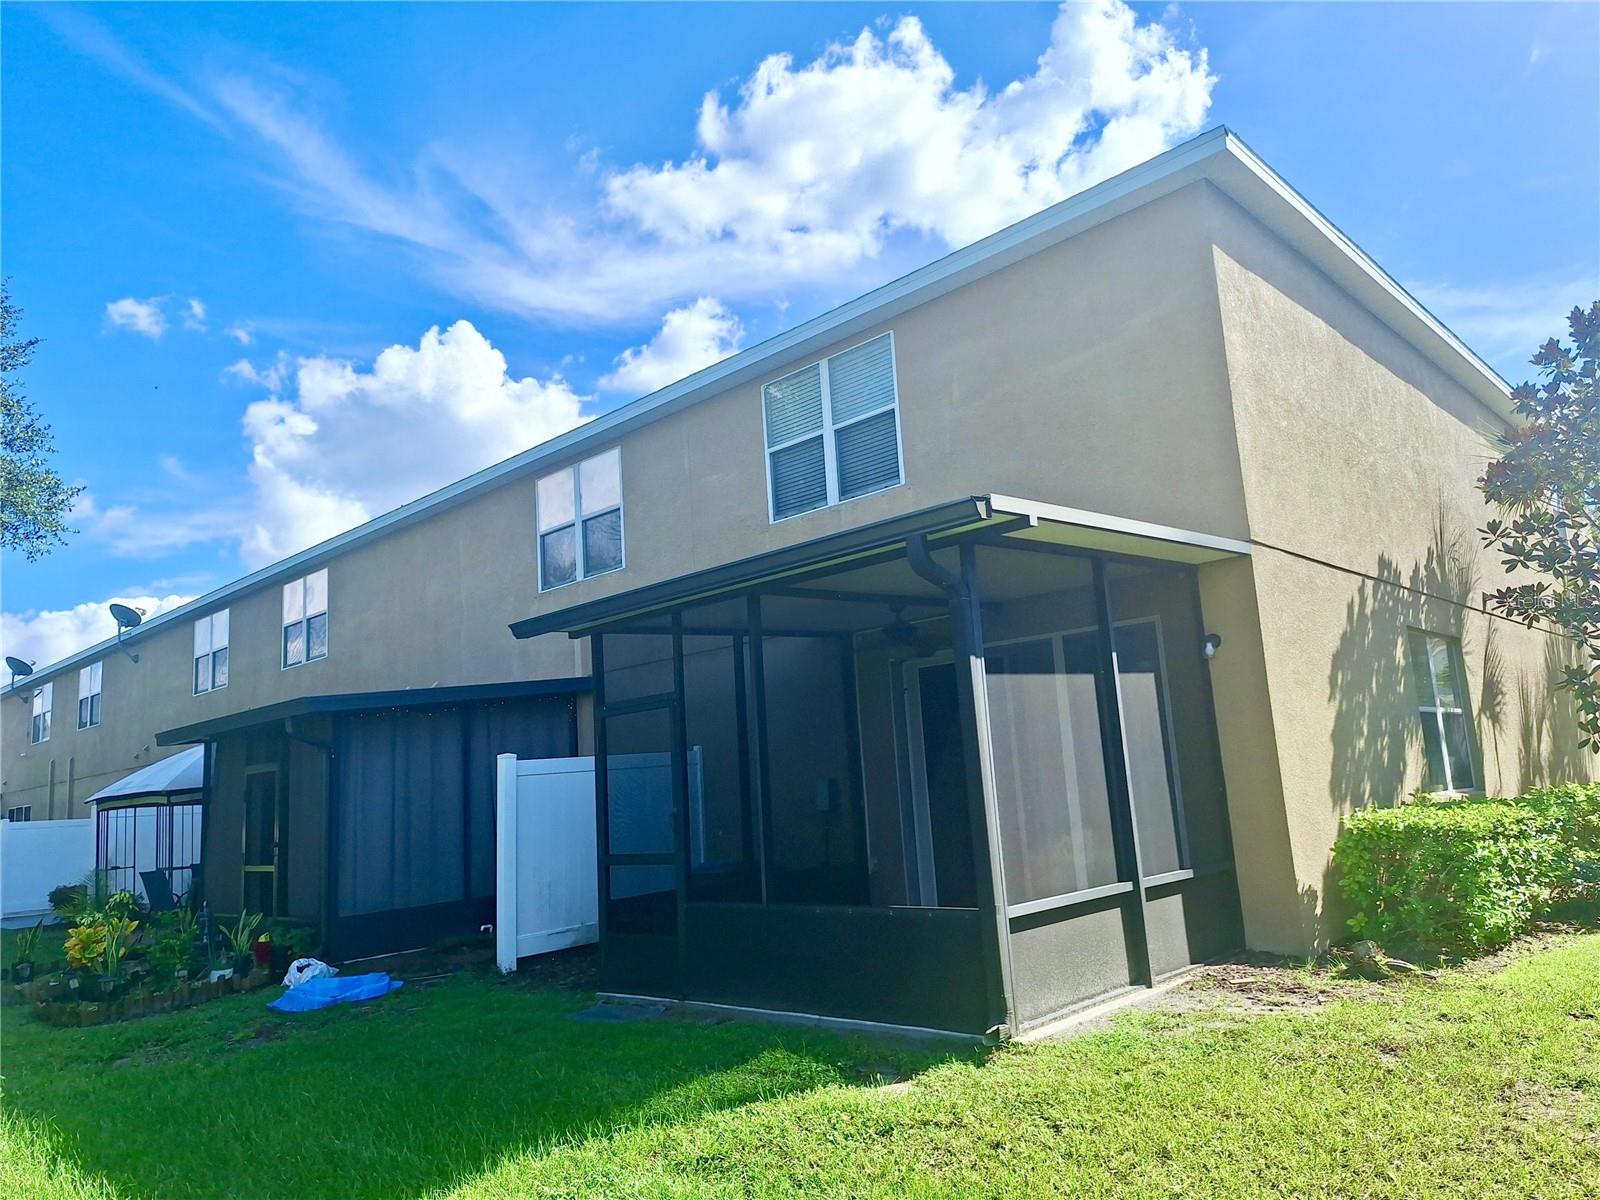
[1202,633,1223,660]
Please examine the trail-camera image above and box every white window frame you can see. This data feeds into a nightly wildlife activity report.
[536,448,625,592]
[5,806,32,823]
[29,682,52,745]
[1412,630,1477,793]
[193,609,231,695]
[762,331,905,525]
[77,661,103,729]
[281,570,329,670]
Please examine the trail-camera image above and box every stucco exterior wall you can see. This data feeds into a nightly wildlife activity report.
[0,477,581,817]
[513,182,1248,616]
[4,182,1248,824]
[1203,185,1594,952]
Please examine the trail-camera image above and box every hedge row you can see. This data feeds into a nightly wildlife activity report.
[1333,783,1600,958]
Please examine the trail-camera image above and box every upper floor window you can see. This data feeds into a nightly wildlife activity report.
[282,569,328,668]
[29,683,51,744]
[537,448,623,590]
[763,332,902,523]
[77,662,102,729]
[5,806,32,822]
[194,610,230,694]
[1408,629,1477,792]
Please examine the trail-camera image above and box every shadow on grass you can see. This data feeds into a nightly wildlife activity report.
[2,947,977,1200]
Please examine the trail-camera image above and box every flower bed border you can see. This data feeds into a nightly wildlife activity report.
[19,968,278,1027]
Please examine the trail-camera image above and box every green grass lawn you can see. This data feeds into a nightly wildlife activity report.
[3,933,1598,1199]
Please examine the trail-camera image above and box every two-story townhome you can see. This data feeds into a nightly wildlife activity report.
[3,128,1591,1036]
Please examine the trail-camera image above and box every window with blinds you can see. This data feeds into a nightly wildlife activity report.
[762,333,903,522]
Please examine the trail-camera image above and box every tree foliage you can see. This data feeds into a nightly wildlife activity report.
[1480,301,1600,751]
[1,283,83,561]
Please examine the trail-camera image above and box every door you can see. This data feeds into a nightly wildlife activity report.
[903,662,979,908]
[241,765,282,916]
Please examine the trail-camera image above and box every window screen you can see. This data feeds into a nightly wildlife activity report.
[78,661,103,729]
[194,610,230,693]
[763,334,901,521]
[30,683,51,744]
[282,573,327,669]
[537,448,624,589]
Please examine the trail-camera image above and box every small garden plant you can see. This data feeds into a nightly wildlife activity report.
[18,878,279,1026]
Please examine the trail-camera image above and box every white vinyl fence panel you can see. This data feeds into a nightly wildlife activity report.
[1,818,94,927]
[496,755,599,972]
[494,749,703,974]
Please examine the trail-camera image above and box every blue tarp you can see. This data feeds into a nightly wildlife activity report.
[268,973,403,1013]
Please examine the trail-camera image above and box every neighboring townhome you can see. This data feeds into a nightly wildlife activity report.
[2,128,1592,1036]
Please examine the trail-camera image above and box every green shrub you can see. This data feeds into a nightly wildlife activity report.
[1335,799,1557,957]
[1335,783,1600,957]
[1520,783,1600,903]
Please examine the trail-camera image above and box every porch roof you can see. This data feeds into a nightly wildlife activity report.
[154,676,590,747]
[508,494,1250,640]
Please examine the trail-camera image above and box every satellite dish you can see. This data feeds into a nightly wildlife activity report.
[5,656,33,678]
[109,603,144,630]
[109,603,145,663]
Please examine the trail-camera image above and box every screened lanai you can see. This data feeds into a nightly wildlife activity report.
[511,496,1250,1036]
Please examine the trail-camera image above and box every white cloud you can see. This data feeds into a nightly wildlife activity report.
[1409,272,1600,380]
[184,297,207,331]
[236,320,589,566]
[105,297,167,339]
[1,593,197,672]
[64,321,591,568]
[68,2,1211,325]
[606,3,1214,258]
[222,352,290,393]
[599,298,744,395]
[224,324,254,345]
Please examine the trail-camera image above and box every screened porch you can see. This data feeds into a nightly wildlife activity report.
[512,496,1248,1036]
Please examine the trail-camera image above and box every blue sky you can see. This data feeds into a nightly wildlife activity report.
[3,1,1597,668]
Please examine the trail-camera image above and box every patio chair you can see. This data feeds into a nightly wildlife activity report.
[140,869,180,914]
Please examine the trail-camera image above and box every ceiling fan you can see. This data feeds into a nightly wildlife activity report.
[879,603,940,659]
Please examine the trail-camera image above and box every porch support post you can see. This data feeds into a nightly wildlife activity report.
[200,738,216,910]
[591,634,610,969]
[745,594,774,906]
[670,613,690,992]
[1091,558,1155,987]
[911,536,1015,1036]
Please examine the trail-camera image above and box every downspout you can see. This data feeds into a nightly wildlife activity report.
[906,534,1017,1038]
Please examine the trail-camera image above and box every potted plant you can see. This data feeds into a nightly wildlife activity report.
[218,911,263,984]
[95,915,139,1002]
[10,919,44,984]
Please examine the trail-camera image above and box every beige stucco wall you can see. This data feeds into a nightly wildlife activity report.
[1202,185,1594,952]
[3,181,1249,822]
[512,182,1249,617]
[0,477,582,816]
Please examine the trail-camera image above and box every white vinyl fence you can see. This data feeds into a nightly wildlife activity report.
[495,755,599,973]
[1,818,94,927]
[494,749,703,974]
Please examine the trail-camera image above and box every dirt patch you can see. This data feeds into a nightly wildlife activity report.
[496,944,598,993]
[1175,960,1391,1014]
[1504,1080,1598,1143]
